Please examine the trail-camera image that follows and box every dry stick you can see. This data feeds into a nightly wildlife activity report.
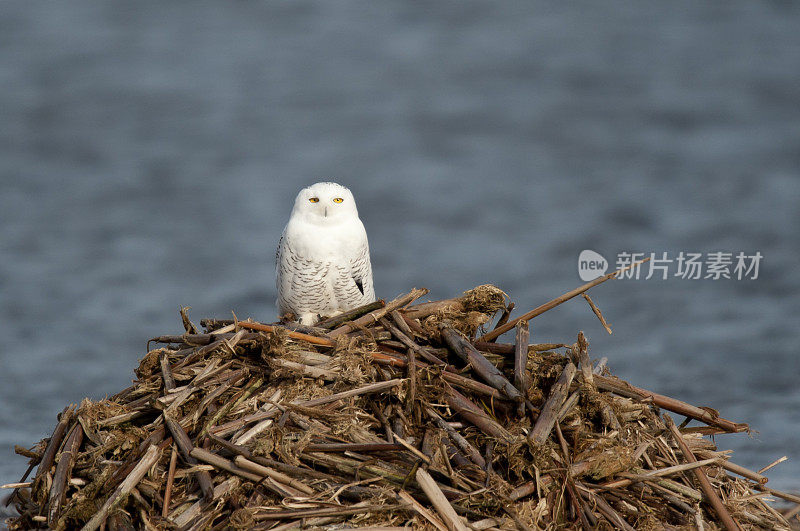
[47,422,83,526]
[666,416,740,531]
[172,477,239,528]
[81,444,162,531]
[162,445,178,518]
[581,293,612,334]
[576,332,620,431]
[32,405,75,492]
[210,379,404,436]
[233,456,310,497]
[390,309,414,337]
[480,257,651,342]
[720,461,768,484]
[444,386,512,441]
[599,458,722,489]
[398,490,449,531]
[402,298,465,320]
[301,379,404,408]
[758,455,788,474]
[593,374,747,433]
[757,485,800,506]
[328,288,429,338]
[379,317,416,418]
[159,351,176,391]
[366,347,503,400]
[206,433,335,482]
[441,371,504,401]
[315,299,386,329]
[416,467,469,531]
[514,320,530,406]
[558,353,608,422]
[173,338,227,369]
[1,482,31,489]
[232,456,314,495]
[190,448,262,483]
[574,333,593,388]
[490,302,515,339]
[304,442,402,453]
[399,311,427,337]
[234,390,283,445]
[163,416,214,500]
[694,455,768,484]
[380,316,451,370]
[473,341,569,356]
[237,321,335,347]
[529,362,576,445]
[576,484,636,531]
[201,376,264,436]
[269,358,338,380]
[426,407,485,469]
[253,504,404,521]
[440,323,523,402]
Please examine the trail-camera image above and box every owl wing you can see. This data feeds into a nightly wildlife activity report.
[345,240,373,300]
[276,233,336,315]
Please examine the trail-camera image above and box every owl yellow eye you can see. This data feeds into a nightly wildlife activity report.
[309,197,319,203]
[333,197,343,203]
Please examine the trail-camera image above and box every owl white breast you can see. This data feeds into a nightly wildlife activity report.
[276,182,375,325]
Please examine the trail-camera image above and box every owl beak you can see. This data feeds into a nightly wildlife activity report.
[324,207,328,217]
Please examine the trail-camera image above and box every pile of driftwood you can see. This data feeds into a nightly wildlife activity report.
[5,273,799,529]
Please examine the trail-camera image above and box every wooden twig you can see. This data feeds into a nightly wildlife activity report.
[315,300,386,329]
[159,351,176,391]
[440,323,523,402]
[490,302,515,339]
[598,458,722,489]
[47,422,83,526]
[398,490,449,531]
[581,293,612,334]
[514,320,529,408]
[81,444,162,531]
[172,477,239,528]
[379,317,417,418]
[444,386,512,441]
[593,374,747,432]
[210,379,404,436]
[32,405,75,497]
[576,483,636,531]
[237,322,335,347]
[666,416,740,531]
[426,407,485,469]
[529,362,576,445]
[415,467,469,531]
[390,309,415,337]
[162,445,178,518]
[190,447,262,483]
[303,442,402,453]
[201,376,263,436]
[163,415,214,500]
[328,288,429,338]
[479,256,651,342]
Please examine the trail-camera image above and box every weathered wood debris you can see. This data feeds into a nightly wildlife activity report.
[5,272,799,529]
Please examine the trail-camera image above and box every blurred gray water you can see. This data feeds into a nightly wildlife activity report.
[1,1,799,501]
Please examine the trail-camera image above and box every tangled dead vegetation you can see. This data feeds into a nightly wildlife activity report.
[5,276,799,530]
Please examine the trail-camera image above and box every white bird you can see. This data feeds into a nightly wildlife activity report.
[276,182,375,325]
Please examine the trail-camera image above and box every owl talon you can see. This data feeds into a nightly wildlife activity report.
[298,313,319,326]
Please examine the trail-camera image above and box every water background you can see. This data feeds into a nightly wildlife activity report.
[2,1,799,502]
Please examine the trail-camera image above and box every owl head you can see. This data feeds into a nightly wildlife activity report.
[291,182,359,224]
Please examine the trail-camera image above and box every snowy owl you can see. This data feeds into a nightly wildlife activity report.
[276,182,375,325]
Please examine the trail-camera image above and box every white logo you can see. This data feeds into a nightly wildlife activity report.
[578,249,608,281]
